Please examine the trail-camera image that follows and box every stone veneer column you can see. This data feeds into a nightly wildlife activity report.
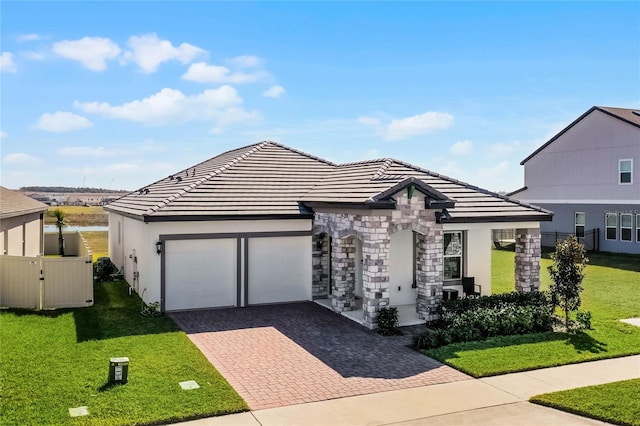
[311,234,330,299]
[515,228,541,292]
[361,234,390,328]
[415,227,444,321]
[331,236,356,311]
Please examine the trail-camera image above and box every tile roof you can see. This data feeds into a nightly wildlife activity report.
[521,106,640,165]
[0,186,48,220]
[106,141,552,223]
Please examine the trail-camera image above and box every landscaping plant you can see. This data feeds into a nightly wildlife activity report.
[548,235,588,331]
[375,306,402,336]
[48,208,67,256]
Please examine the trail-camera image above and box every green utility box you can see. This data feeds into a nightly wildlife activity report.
[108,357,129,384]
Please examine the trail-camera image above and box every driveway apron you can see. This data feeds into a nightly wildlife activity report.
[170,302,470,410]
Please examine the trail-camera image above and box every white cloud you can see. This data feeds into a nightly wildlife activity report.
[0,131,7,139]
[1,52,17,73]
[17,34,41,42]
[75,86,261,128]
[262,85,285,98]
[182,62,264,83]
[33,111,93,133]
[122,33,205,73]
[450,140,474,156]
[357,116,381,126]
[227,55,262,68]
[384,112,454,141]
[487,141,521,157]
[58,146,115,157]
[53,37,121,71]
[141,139,166,152]
[3,153,43,165]
[477,161,510,178]
[21,51,45,61]
[359,111,454,141]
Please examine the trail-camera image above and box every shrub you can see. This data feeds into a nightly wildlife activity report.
[375,306,402,336]
[576,310,592,330]
[413,291,554,350]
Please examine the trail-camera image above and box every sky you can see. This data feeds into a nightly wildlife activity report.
[1,1,639,192]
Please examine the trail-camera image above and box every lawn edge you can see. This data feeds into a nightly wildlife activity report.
[529,396,635,426]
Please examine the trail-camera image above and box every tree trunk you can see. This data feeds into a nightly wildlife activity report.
[58,228,65,256]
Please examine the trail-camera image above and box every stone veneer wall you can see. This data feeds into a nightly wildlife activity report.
[514,228,541,292]
[314,190,444,328]
[311,233,330,299]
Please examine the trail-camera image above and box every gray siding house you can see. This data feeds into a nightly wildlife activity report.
[510,106,640,254]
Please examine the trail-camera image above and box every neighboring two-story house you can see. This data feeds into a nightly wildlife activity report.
[510,106,640,254]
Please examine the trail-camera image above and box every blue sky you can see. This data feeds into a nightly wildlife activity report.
[2,1,639,192]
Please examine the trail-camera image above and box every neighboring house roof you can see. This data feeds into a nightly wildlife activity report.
[0,186,48,220]
[106,141,552,223]
[521,106,640,165]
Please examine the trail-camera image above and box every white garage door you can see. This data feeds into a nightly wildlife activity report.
[248,236,311,305]
[165,238,237,311]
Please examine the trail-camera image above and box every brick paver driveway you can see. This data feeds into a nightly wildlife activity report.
[170,302,470,409]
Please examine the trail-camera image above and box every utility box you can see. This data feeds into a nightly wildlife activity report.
[108,357,129,384]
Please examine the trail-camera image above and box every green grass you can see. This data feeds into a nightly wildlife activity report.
[80,231,109,262]
[530,378,640,426]
[424,249,640,377]
[0,281,248,425]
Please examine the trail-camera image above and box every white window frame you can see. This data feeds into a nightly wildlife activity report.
[618,159,633,185]
[620,213,633,242]
[574,212,585,238]
[636,214,640,243]
[605,213,618,241]
[443,231,463,281]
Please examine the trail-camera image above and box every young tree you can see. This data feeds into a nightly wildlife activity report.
[48,209,67,256]
[548,235,588,331]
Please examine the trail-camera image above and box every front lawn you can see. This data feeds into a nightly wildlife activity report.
[530,378,640,426]
[0,280,248,425]
[424,249,640,377]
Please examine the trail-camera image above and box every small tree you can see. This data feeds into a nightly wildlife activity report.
[548,235,588,331]
[48,208,67,256]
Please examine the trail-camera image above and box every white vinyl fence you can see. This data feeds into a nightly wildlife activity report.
[0,232,93,309]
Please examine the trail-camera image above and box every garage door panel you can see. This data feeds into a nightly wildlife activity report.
[248,236,311,305]
[165,238,236,310]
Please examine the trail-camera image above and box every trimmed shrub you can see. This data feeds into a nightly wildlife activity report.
[576,310,592,330]
[375,307,402,336]
[413,291,554,350]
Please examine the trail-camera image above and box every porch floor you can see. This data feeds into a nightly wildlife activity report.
[314,298,426,327]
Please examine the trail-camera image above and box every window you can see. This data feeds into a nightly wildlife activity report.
[605,213,617,240]
[444,231,463,280]
[637,215,640,242]
[619,159,633,184]
[620,213,632,242]
[575,212,585,238]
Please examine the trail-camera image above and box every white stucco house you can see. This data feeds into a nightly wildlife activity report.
[106,142,552,328]
[510,106,640,254]
[0,186,47,257]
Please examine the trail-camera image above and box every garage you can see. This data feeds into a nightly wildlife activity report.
[164,238,238,311]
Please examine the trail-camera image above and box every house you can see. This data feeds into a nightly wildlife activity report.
[105,141,551,328]
[0,186,47,256]
[510,106,640,254]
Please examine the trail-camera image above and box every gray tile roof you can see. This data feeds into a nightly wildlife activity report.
[0,186,48,220]
[106,141,552,223]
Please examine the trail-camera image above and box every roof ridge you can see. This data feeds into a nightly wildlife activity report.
[390,159,552,214]
[337,158,390,167]
[144,142,270,215]
[263,141,338,166]
[372,159,394,180]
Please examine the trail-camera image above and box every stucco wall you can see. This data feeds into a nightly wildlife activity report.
[1,212,43,256]
[518,110,640,202]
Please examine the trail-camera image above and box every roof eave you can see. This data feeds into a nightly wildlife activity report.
[442,214,553,224]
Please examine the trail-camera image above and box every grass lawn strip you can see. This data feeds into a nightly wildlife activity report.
[530,378,640,426]
[80,231,109,262]
[424,250,640,377]
[0,280,248,425]
[45,205,108,227]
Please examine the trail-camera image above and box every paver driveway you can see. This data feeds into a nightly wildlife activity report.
[170,302,470,410]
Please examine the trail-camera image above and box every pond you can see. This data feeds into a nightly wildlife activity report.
[44,225,109,232]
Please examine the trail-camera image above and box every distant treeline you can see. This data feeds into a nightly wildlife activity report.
[20,186,128,193]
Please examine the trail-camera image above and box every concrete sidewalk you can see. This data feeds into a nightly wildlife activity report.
[178,355,639,426]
